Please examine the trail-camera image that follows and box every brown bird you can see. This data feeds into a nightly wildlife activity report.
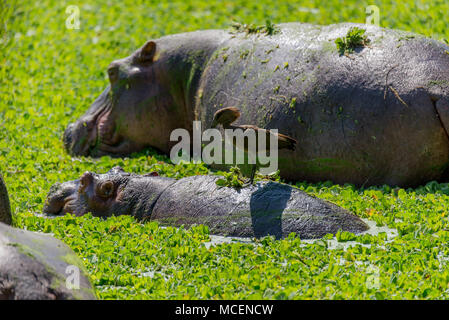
[211,107,297,184]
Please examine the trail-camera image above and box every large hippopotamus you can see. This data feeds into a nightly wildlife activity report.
[63,22,449,187]
[43,167,368,239]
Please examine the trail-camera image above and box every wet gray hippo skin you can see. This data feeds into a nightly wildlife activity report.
[0,223,96,300]
[43,167,368,239]
[64,22,449,187]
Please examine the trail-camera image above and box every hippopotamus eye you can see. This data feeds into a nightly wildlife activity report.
[107,64,119,84]
[97,181,114,198]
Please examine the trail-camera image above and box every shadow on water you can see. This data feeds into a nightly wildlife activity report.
[249,182,291,239]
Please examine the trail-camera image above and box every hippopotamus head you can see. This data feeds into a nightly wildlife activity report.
[63,36,208,157]
[43,166,174,219]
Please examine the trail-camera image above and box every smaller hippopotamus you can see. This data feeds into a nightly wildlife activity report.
[43,167,368,239]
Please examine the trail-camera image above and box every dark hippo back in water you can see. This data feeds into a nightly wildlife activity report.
[153,175,368,239]
[43,167,368,239]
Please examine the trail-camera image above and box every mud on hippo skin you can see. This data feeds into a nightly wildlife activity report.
[43,167,368,239]
[63,22,449,187]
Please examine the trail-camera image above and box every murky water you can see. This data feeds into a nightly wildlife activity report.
[37,211,398,251]
[202,218,398,250]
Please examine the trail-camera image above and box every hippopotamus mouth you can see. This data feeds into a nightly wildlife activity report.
[63,87,118,157]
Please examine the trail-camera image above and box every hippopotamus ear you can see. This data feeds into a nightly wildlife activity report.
[140,41,156,63]
[143,171,159,177]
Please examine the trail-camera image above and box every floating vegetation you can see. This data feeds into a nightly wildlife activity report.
[335,27,371,56]
[215,166,245,188]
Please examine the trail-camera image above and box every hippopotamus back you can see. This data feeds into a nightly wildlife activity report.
[196,22,449,186]
[151,175,368,239]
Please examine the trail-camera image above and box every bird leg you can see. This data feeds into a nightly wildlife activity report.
[249,163,257,184]
[242,163,258,187]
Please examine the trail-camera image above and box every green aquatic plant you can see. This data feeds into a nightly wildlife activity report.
[215,166,245,188]
[264,20,278,36]
[335,27,371,55]
[230,20,279,36]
